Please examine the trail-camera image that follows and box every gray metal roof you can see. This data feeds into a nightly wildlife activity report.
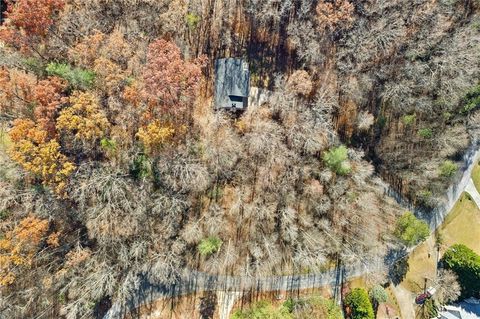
[214,58,250,110]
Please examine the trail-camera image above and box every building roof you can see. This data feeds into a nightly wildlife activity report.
[214,58,250,109]
[438,300,480,319]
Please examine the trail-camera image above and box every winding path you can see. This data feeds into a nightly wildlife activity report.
[104,143,480,319]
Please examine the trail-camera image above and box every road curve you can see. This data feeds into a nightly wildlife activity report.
[104,142,480,319]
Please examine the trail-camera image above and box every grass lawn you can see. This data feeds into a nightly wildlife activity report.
[472,161,480,193]
[401,193,480,293]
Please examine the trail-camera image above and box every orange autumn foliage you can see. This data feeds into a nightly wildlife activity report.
[93,57,125,93]
[316,0,355,30]
[142,39,206,119]
[123,81,142,107]
[9,119,75,195]
[56,91,110,146]
[3,0,64,37]
[0,0,64,51]
[0,67,36,117]
[0,216,49,286]
[137,120,175,155]
[33,76,67,136]
[68,31,106,68]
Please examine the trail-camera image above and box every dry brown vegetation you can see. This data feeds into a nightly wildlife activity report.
[0,0,478,318]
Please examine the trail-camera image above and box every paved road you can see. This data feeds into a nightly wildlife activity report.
[104,262,378,319]
[104,143,480,319]
[465,178,480,208]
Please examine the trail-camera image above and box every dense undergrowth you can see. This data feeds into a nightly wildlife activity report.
[0,0,478,318]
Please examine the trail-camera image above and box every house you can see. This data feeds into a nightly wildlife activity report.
[214,58,250,111]
[437,299,480,319]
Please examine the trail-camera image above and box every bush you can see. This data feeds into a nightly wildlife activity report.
[462,84,480,114]
[130,154,151,179]
[345,288,374,319]
[439,160,458,178]
[419,299,438,319]
[323,145,351,175]
[402,114,416,126]
[395,211,430,247]
[369,285,388,304]
[46,62,95,90]
[198,236,222,256]
[442,244,480,298]
[185,13,200,29]
[418,128,433,139]
[290,295,343,319]
[231,300,292,319]
[416,189,435,209]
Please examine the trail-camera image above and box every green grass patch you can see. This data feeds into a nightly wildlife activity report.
[472,161,480,193]
[401,192,480,293]
[441,193,480,254]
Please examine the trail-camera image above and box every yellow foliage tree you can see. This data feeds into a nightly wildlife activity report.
[0,216,49,286]
[137,120,175,155]
[56,91,110,148]
[9,119,75,195]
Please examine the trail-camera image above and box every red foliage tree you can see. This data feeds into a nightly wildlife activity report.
[3,0,65,37]
[33,77,67,137]
[142,39,206,121]
[0,0,64,50]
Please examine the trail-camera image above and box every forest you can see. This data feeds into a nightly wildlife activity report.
[0,0,479,318]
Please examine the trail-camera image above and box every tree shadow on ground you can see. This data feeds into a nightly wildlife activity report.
[200,292,217,319]
[386,248,410,285]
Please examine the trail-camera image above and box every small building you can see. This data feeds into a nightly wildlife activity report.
[214,58,250,111]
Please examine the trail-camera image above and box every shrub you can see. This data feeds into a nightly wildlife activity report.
[292,295,343,319]
[418,128,433,139]
[394,211,430,247]
[323,145,351,175]
[198,236,222,256]
[369,285,388,304]
[420,299,438,319]
[344,288,374,319]
[185,13,200,29]
[402,114,416,126]
[46,62,95,90]
[416,189,435,209]
[136,121,175,155]
[231,300,292,319]
[369,285,387,315]
[442,244,480,298]
[439,160,458,178]
[56,91,110,149]
[8,119,75,195]
[130,154,151,179]
[462,84,480,114]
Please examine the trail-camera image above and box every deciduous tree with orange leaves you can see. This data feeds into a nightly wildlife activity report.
[316,0,354,31]
[9,119,75,195]
[0,67,36,118]
[56,91,110,151]
[33,76,67,137]
[0,216,49,286]
[142,39,206,121]
[0,0,65,50]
